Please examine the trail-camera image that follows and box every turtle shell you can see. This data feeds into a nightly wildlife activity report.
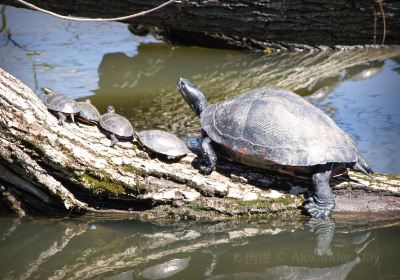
[200,87,358,167]
[138,130,190,157]
[44,93,80,114]
[77,101,100,123]
[99,111,134,138]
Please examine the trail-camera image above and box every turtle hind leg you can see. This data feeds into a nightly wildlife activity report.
[199,136,217,175]
[110,134,118,147]
[57,112,66,126]
[303,164,335,219]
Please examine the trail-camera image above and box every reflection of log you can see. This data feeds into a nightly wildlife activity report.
[0,217,393,279]
[1,67,400,219]
[2,0,400,50]
[92,45,400,135]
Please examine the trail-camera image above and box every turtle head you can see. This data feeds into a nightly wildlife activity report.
[107,105,115,114]
[41,87,54,95]
[177,78,208,116]
[85,99,92,104]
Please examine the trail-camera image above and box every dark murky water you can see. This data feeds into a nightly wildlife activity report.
[1,6,400,279]
[1,216,400,280]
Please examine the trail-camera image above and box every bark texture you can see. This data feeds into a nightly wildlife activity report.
[0,67,400,221]
[2,0,400,50]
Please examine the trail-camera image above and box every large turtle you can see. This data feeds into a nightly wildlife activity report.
[177,78,373,219]
[77,100,100,124]
[138,130,190,159]
[99,105,135,147]
[41,87,80,125]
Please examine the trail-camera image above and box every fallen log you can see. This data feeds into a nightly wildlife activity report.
[2,0,400,50]
[0,67,400,221]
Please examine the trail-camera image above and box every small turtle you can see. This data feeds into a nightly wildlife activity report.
[99,105,135,147]
[138,130,190,159]
[177,78,373,219]
[77,100,100,124]
[42,87,80,125]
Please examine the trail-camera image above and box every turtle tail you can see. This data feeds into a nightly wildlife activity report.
[352,154,374,176]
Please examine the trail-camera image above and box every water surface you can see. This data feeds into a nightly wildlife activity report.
[0,217,399,279]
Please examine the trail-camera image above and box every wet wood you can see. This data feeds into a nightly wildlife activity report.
[0,67,400,221]
[2,0,400,50]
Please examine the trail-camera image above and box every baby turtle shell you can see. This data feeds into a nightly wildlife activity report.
[77,100,100,124]
[42,87,80,125]
[99,105,135,147]
[138,130,190,158]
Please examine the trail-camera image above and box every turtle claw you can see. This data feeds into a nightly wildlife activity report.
[199,164,213,175]
[303,198,334,219]
[57,112,66,126]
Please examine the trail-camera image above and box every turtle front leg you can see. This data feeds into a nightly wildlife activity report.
[70,113,75,124]
[303,164,335,219]
[57,112,66,126]
[199,136,217,175]
[110,134,119,147]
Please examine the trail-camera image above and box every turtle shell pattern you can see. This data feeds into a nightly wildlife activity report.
[200,87,358,167]
[77,101,100,122]
[99,112,134,138]
[138,130,190,157]
[44,93,80,114]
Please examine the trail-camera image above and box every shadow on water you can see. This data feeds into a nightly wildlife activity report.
[0,216,399,280]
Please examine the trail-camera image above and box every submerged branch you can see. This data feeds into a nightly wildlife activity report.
[0,67,399,221]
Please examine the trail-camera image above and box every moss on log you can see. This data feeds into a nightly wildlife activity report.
[0,67,400,221]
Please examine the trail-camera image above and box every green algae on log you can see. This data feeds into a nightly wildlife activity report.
[0,67,400,221]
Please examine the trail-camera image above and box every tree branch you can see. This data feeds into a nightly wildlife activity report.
[13,0,180,22]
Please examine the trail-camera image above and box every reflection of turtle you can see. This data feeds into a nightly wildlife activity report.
[99,105,135,147]
[206,257,361,280]
[42,87,80,125]
[138,130,190,159]
[141,258,191,280]
[177,78,373,219]
[306,218,335,256]
[77,100,100,124]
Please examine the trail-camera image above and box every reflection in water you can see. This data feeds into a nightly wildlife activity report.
[305,61,384,106]
[141,257,191,280]
[0,217,398,280]
[90,44,399,138]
